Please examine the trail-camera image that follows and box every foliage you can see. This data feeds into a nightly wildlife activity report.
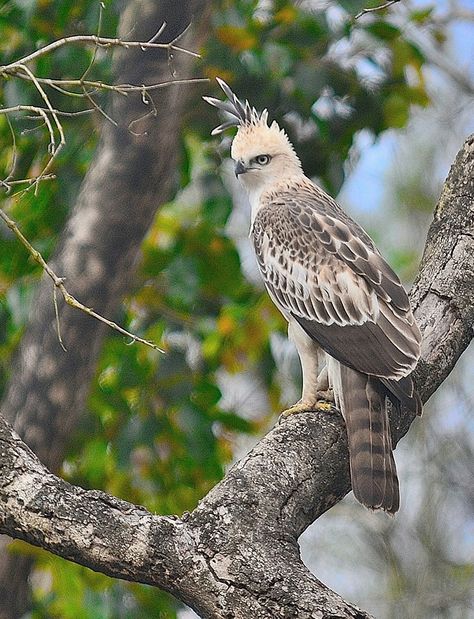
[0,0,453,617]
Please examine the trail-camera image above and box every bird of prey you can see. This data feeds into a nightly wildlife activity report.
[204,79,422,513]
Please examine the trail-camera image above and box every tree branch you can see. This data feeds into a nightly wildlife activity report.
[354,0,401,20]
[0,32,199,72]
[0,29,205,191]
[0,412,368,618]
[0,208,164,352]
[0,132,472,616]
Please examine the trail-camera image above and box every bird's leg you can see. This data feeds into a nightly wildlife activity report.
[280,324,335,422]
[314,366,335,404]
[316,365,334,410]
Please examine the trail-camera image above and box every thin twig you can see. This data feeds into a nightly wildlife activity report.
[81,86,118,126]
[355,0,401,19]
[0,174,56,192]
[3,115,17,186]
[80,2,104,85]
[0,208,164,353]
[17,65,64,147]
[0,34,200,71]
[128,90,158,136]
[1,105,56,148]
[170,22,192,47]
[13,65,66,193]
[147,21,167,44]
[47,81,98,98]
[12,72,208,95]
[2,105,94,118]
[53,283,67,352]
[0,105,57,193]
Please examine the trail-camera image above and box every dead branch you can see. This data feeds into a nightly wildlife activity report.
[0,26,206,190]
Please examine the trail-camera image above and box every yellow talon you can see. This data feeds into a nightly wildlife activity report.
[278,397,336,424]
[315,400,333,411]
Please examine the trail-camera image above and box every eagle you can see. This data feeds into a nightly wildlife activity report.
[204,79,421,513]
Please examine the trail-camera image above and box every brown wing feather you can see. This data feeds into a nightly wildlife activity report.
[281,182,412,311]
[252,178,422,412]
[253,180,421,381]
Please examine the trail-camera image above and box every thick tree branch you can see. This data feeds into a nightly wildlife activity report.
[0,137,472,616]
[0,413,368,619]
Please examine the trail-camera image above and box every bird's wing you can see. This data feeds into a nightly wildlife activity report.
[252,180,421,381]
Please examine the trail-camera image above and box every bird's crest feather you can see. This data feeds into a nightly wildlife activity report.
[203,78,269,135]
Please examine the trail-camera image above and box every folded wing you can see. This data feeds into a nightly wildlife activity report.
[252,180,421,397]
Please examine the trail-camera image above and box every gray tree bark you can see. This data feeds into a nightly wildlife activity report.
[0,1,210,616]
[1,136,472,617]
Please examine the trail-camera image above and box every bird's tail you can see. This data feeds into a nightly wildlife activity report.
[334,364,400,514]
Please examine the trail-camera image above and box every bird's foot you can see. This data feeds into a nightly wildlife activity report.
[278,391,335,424]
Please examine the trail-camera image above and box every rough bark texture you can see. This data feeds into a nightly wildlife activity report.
[0,1,210,616]
[0,137,472,617]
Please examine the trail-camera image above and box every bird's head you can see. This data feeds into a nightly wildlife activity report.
[204,79,303,195]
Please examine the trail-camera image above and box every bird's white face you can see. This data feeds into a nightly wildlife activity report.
[231,122,303,198]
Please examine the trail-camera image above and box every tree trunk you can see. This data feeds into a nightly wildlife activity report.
[1,136,472,617]
[0,1,210,616]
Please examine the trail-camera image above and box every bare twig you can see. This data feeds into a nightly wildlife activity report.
[0,104,61,194]
[80,1,104,86]
[81,86,118,126]
[12,72,208,95]
[15,65,66,191]
[147,21,167,44]
[128,90,158,136]
[0,27,207,189]
[0,174,56,193]
[0,34,199,72]
[21,108,94,118]
[355,0,401,20]
[17,65,64,146]
[0,208,164,353]
[3,115,17,186]
[1,105,55,145]
[53,284,67,352]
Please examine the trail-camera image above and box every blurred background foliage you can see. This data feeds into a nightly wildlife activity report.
[0,0,473,617]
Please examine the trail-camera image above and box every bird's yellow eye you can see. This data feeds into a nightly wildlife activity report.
[255,154,271,166]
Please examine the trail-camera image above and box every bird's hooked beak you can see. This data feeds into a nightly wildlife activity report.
[234,160,247,177]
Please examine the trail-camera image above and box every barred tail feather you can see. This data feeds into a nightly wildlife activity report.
[333,362,400,513]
